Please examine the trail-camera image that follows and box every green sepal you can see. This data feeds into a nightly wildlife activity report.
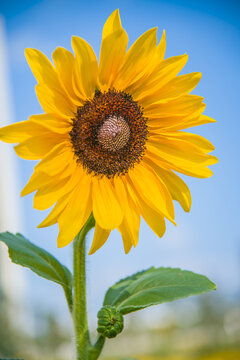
[103,267,216,315]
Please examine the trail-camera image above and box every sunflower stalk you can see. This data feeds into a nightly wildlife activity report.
[88,335,106,360]
[73,213,96,359]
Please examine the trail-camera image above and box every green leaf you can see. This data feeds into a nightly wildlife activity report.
[104,267,155,306]
[0,232,73,290]
[103,267,216,315]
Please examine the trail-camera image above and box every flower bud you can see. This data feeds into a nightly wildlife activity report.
[97,305,124,338]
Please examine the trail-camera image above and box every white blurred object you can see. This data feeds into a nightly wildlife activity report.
[0,15,31,332]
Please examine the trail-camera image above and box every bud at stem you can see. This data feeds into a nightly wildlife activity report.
[97,305,124,338]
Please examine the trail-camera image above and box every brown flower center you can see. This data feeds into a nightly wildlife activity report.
[69,89,148,178]
[97,115,130,152]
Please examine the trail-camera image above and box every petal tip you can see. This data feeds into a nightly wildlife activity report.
[88,248,95,255]
[124,247,132,254]
[112,8,120,16]
[57,236,68,248]
[20,189,26,197]
[37,217,48,228]
[24,48,31,57]
[57,242,65,249]
[193,72,202,80]
[184,204,191,213]
[161,29,166,40]
[25,48,37,61]
[212,156,219,164]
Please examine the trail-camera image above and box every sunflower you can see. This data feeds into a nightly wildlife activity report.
[0,10,217,254]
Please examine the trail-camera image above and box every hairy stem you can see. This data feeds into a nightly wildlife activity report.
[89,336,106,360]
[73,214,95,359]
[63,285,73,314]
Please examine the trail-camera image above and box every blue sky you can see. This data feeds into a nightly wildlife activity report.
[0,0,240,323]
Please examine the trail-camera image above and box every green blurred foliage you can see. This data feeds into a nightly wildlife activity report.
[0,291,239,360]
[0,289,19,357]
[0,290,72,360]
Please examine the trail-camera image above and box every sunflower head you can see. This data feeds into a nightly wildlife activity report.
[70,89,148,178]
[0,9,218,254]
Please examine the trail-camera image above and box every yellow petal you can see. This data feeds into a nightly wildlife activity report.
[144,157,191,212]
[121,232,133,254]
[14,133,65,160]
[99,9,128,90]
[156,29,166,61]
[35,142,75,176]
[57,175,92,247]
[119,217,139,254]
[72,36,98,98]
[21,170,53,197]
[145,95,204,118]
[148,135,217,165]
[149,72,202,102]
[146,138,218,178]
[88,223,111,255]
[142,206,166,238]
[38,193,70,228]
[195,115,217,125]
[163,131,215,153]
[135,191,166,238]
[25,48,59,87]
[36,83,76,117]
[25,48,75,110]
[118,209,140,250]
[0,120,51,143]
[92,177,123,229]
[171,114,216,131]
[29,114,71,134]
[132,55,188,103]
[127,163,175,223]
[33,176,71,210]
[52,47,84,106]
[114,176,140,248]
[115,28,157,90]
[149,54,188,89]
[33,167,81,210]
[102,9,122,40]
[122,29,166,96]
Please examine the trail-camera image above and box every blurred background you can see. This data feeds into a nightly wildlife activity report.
[0,0,239,359]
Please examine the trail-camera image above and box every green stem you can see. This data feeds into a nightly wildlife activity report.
[73,214,95,360]
[88,336,106,360]
[63,285,73,314]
